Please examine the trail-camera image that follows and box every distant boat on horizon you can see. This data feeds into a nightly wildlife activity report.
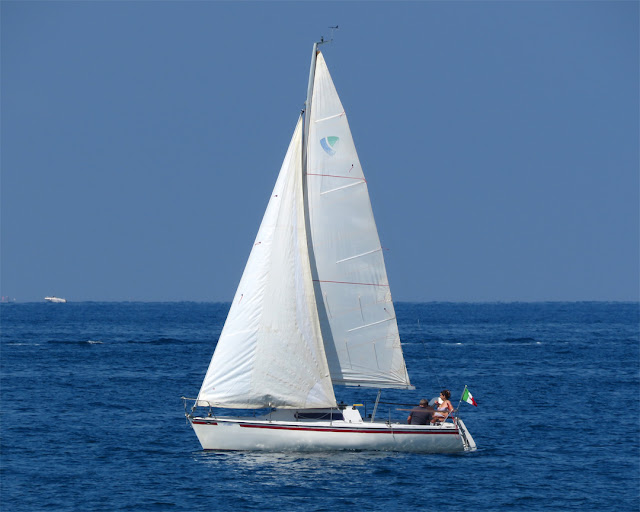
[44,296,67,303]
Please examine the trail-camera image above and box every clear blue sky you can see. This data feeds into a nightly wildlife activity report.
[2,1,638,302]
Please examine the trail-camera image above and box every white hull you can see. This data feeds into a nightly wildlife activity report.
[188,409,476,454]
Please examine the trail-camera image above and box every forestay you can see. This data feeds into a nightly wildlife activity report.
[197,117,337,409]
[306,52,412,389]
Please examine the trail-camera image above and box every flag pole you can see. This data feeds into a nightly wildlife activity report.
[456,385,467,420]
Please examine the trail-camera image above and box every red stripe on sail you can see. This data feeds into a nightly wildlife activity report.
[313,279,389,287]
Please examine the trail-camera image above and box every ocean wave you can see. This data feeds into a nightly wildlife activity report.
[126,338,186,345]
[47,340,103,345]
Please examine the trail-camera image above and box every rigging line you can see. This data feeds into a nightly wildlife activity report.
[313,279,389,287]
[417,318,443,391]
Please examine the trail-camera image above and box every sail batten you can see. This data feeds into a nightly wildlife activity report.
[336,248,383,264]
[347,317,395,333]
[319,181,365,196]
[315,111,346,123]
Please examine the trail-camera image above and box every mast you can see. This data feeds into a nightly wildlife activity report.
[302,42,317,178]
[301,38,337,393]
[302,37,330,177]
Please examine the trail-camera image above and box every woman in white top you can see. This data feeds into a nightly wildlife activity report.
[431,389,453,423]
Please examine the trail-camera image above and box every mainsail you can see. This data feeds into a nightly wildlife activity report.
[306,52,412,389]
[197,117,336,409]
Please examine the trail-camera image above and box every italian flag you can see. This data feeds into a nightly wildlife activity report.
[462,386,477,407]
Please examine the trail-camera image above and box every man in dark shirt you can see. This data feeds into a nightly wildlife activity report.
[407,399,434,425]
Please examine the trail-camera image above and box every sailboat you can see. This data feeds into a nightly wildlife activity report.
[184,41,476,453]
[45,296,67,303]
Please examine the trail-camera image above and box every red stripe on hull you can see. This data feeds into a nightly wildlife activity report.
[241,424,458,435]
[192,421,458,435]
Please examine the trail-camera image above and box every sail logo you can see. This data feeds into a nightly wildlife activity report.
[320,136,339,156]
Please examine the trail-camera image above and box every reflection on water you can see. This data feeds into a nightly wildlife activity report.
[193,450,407,486]
[195,449,402,467]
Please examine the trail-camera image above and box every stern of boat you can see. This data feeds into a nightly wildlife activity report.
[457,418,477,451]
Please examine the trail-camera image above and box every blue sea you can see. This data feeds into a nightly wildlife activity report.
[1,302,638,511]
